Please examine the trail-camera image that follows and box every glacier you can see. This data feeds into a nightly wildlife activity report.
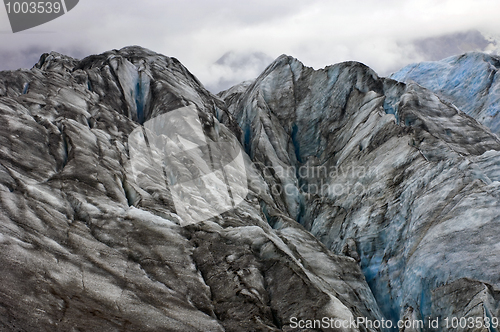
[222,54,500,329]
[0,47,384,332]
[390,52,500,135]
[0,46,500,331]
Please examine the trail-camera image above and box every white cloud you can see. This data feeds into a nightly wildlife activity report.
[204,51,274,92]
[1,0,500,90]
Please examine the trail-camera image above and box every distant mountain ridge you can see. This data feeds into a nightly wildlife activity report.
[391,52,500,135]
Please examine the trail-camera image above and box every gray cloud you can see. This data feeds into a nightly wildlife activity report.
[0,46,48,70]
[0,45,88,71]
[1,0,500,88]
[413,30,493,61]
[205,51,274,92]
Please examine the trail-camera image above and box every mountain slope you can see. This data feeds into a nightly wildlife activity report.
[222,54,500,326]
[0,47,383,332]
[2,46,500,332]
[390,52,500,135]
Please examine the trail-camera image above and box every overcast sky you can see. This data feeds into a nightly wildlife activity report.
[1,0,500,92]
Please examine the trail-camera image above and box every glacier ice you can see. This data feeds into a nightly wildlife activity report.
[224,53,500,328]
[1,45,500,331]
[0,47,391,331]
[391,52,500,135]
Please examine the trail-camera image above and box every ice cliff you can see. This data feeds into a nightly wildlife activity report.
[1,46,500,331]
